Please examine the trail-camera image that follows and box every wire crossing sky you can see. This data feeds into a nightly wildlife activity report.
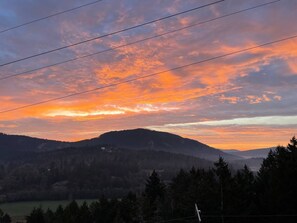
[0,0,280,81]
[0,0,224,67]
[1,33,296,113]
[0,0,104,34]
[0,0,296,150]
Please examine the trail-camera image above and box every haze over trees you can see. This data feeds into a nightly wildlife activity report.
[23,137,297,223]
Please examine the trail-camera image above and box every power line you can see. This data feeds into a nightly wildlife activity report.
[0,0,224,67]
[203,214,297,218]
[1,33,296,114]
[0,0,104,34]
[0,0,280,81]
[143,213,297,223]
[145,215,197,223]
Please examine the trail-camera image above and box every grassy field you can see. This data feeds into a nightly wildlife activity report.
[0,199,97,222]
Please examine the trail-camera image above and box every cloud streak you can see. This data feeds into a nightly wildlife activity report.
[0,0,296,149]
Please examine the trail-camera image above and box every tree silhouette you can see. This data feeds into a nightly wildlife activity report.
[26,207,45,223]
[78,202,91,223]
[257,136,297,217]
[142,170,166,221]
[63,201,80,223]
[119,192,140,223]
[0,209,11,223]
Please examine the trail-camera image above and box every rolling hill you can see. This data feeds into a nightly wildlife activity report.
[0,133,69,152]
[74,128,238,161]
[0,129,238,161]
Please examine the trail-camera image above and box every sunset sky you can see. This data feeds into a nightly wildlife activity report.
[0,0,296,150]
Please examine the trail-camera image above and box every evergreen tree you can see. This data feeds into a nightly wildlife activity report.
[119,192,140,223]
[142,170,166,221]
[89,201,101,223]
[54,205,64,223]
[44,209,54,223]
[0,209,3,219]
[214,157,231,185]
[63,201,80,223]
[214,157,232,216]
[1,214,11,223]
[79,202,91,223]
[0,209,11,223]
[257,137,297,217]
[26,207,45,223]
[90,196,119,223]
[233,165,255,214]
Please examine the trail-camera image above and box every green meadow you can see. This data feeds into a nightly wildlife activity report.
[0,199,97,222]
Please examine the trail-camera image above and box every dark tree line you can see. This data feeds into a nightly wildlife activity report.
[25,137,297,223]
[0,208,11,223]
[0,147,211,202]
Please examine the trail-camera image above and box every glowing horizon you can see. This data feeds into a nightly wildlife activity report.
[0,0,296,150]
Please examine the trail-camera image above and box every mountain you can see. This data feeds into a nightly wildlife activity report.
[224,147,275,159]
[0,129,238,161]
[0,133,69,156]
[74,129,238,161]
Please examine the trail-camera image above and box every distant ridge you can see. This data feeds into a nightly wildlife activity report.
[0,132,69,152]
[74,128,238,161]
[224,147,275,159]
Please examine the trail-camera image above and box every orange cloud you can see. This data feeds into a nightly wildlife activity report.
[1,0,297,150]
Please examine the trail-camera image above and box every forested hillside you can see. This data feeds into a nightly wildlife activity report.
[0,146,212,202]
[19,137,297,223]
[75,129,237,161]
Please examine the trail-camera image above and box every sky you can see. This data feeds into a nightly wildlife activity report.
[0,0,296,150]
